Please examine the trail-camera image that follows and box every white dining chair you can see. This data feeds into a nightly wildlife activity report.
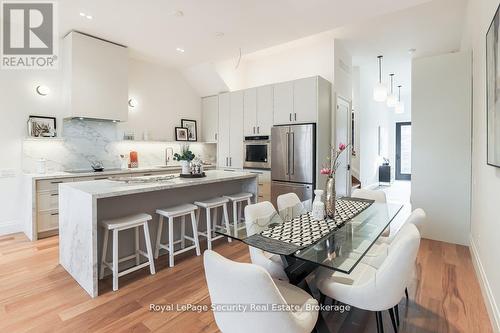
[316,223,421,333]
[244,201,289,281]
[204,250,318,333]
[277,192,303,212]
[351,189,387,203]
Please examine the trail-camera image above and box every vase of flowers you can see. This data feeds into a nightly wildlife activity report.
[173,144,196,174]
[320,143,349,219]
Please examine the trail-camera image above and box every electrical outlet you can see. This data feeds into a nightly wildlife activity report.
[0,169,17,178]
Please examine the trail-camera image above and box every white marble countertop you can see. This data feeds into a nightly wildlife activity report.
[24,164,216,180]
[59,170,258,199]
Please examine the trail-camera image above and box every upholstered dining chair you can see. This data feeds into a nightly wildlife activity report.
[244,201,289,281]
[277,192,303,212]
[316,223,421,333]
[204,250,318,333]
[351,188,387,203]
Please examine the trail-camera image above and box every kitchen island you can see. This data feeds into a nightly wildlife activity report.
[59,170,258,297]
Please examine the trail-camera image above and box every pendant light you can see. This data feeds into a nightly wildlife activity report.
[386,74,397,107]
[395,85,405,114]
[373,55,388,102]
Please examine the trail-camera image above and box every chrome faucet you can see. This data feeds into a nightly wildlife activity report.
[165,147,174,165]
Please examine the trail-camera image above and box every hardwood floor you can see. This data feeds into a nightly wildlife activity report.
[0,233,492,333]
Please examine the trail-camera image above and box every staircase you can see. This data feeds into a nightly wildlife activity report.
[352,175,361,190]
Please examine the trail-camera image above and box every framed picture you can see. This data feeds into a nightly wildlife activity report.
[487,3,500,167]
[175,127,188,141]
[27,116,56,137]
[181,119,197,141]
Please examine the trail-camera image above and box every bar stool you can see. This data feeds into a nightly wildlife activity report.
[99,213,156,291]
[155,203,201,267]
[194,197,231,250]
[223,192,253,237]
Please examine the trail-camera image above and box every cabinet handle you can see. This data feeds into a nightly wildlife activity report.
[226,157,228,166]
[50,193,59,197]
[229,157,232,166]
[294,113,297,121]
[253,126,255,134]
[142,173,152,176]
[257,126,260,134]
[250,171,263,175]
[51,181,63,184]
[95,177,108,180]
[51,212,59,216]
[289,113,292,121]
[215,133,217,141]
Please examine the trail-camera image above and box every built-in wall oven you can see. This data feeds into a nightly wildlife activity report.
[243,136,271,170]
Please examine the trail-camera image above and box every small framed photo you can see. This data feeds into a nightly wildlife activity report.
[181,119,197,141]
[27,115,57,137]
[175,127,188,141]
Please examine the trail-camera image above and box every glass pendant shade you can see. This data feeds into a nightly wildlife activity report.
[395,101,405,114]
[386,93,397,107]
[373,83,388,102]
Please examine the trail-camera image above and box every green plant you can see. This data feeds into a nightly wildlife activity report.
[173,145,195,161]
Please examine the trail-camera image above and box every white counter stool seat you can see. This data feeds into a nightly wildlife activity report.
[99,213,156,291]
[223,192,253,237]
[194,197,231,250]
[155,203,201,268]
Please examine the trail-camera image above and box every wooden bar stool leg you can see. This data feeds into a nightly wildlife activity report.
[134,226,140,265]
[142,222,156,275]
[181,215,186,249]
[168,217,174,267]
[154,215,163,259]
[99,228,109,279]
[112,229,119,291]
[232,202,238,235]
[190,211,201,256]
[206,208,212,250]
[222,203,232,241]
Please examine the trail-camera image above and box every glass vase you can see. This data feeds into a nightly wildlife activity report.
[325,177,336,219]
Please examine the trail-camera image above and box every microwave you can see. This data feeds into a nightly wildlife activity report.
[243,136,271,170]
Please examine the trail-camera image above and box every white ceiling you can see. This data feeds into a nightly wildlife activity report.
[57,0,436,69]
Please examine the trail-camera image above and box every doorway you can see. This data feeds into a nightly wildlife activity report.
[396,122,411,180]
[335,97,351,196]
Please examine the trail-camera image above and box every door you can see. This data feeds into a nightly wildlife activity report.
[256,85,274,135]
[229,91,244,169]
[217,93,231,168]
[243,88,257,136]
[201,95,218,142]
[396,122,412,180]
[293,77,317,123]
[271,181,313,208]
[273,81,294,124]
[289,124,315,184]
[271,126,290,181]
[335,97,351,196]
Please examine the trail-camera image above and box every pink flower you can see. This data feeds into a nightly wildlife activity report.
[320,168,332,175]
[338,143,346,151]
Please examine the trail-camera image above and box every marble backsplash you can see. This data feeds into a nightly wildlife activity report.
[22,119,217,173]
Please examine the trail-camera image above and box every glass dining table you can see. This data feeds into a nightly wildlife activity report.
[215,198,403,280]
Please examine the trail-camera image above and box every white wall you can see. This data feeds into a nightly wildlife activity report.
[461,0,500,330]
[0,54,201,236]
[411,51,471,246]
[351,67,361,179]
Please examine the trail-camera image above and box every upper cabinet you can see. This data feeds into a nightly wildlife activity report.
[217,91,244,169]
[243,88,257,136]
[63,31,128,122]
[273,77,318,125]
[201,95,218,142]
[244,85,274,136]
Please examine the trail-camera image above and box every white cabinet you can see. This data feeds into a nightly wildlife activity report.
[201,95,219,142]
[293,77,318,123]
[244,88,257,136]
[218,91,244,169]
[273,77,318,124]
[63,31,128,121]
[244,86,274,136]
[273,81,294,124]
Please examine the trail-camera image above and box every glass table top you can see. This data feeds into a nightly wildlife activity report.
[214,198,403,274]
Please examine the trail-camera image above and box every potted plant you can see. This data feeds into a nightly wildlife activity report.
[320,143,350,218]
[173,144,195,174]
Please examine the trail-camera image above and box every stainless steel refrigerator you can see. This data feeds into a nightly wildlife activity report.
[271,124,316,206]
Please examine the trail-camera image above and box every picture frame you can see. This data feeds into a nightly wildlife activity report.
[27,115,57,137]
[181,119,197,141]
[486,3,500,167]
[175,127,188,141]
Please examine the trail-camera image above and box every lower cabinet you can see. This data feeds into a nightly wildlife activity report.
[245,169,271,202]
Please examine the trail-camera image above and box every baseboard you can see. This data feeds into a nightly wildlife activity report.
[0,220,23,237]
[469,235,500,333]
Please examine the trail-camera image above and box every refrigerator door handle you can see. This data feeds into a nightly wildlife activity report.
[290,132,295,175]
[285,132,290,175]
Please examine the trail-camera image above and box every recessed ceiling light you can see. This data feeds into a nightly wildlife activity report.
[408,48,416,54]
[79,12,85,17]
[176,47,185,53]
[79,12,93,19]
[215,32,224,38]
[173,10,184,17]
[86,15,93,20]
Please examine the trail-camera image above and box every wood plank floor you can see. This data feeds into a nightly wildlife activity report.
[0,233,492,333]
